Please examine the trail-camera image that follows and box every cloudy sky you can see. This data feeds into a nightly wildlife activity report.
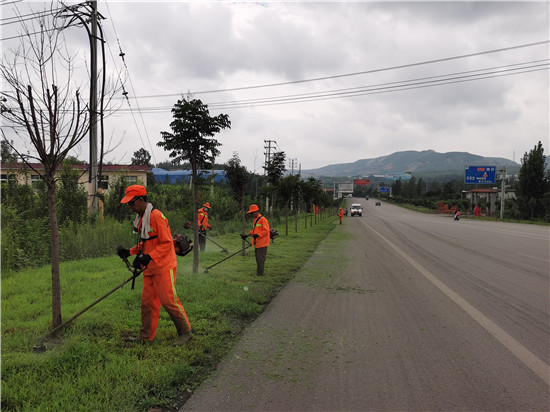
[2,1,549,173]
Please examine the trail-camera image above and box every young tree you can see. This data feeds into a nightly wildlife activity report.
[277,174,301,235]
[158,96,230,273]
[516,141,550,220]
[131,148,152,167]
[1,6,90,329]
[1,139,18,162]
[224,153,249,252]
[264,151,286,215]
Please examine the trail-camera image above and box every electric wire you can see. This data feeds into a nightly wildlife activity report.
[104,0,157,165]
[1,6,64,24]
[112,61,549,113]
[0,1,24,7]
[124,40,550,100]
[206,60,549,108]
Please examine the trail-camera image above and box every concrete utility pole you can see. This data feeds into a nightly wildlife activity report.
[90,0,98,213]
[264,140,276,211]
[58,1,105,213]
[289,158,297,174]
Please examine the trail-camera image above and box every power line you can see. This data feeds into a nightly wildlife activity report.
[121,40,550,100]
[209,67,549,110]
[208,61,549,107]
[1,6,64,24]
[112,61,548,113]
[0,1,24,7]
[103,0,157,165]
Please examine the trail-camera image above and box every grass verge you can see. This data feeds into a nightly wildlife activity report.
[1,216,337,412]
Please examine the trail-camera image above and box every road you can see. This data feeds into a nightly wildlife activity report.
[181,199,549,411]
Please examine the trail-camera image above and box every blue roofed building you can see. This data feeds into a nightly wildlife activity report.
[151,168,227,184]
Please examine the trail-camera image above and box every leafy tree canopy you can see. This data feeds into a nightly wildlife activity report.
[1,139,18,162]
[265,151,286,186]
[158,96,230,169]
[131,148,152,167]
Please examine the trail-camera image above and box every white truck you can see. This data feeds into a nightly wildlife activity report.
[350,203,363,217]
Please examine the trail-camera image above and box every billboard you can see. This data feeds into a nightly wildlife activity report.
[379,186,390,193]
[354,179,370,186]
[464,166,496,184]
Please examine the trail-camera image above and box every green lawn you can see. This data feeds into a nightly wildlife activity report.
[1,216,337,411]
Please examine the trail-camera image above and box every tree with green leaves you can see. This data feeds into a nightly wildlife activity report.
[224,153,249,251]
[57,163,88,226]
[131,148,152,167]
[277,174,301,235]
[158,96,230,273]
[1,139,18,162]
[264,151,286,214]
[516,141,550,220]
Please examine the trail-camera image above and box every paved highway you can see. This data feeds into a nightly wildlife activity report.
[182,199,549,411]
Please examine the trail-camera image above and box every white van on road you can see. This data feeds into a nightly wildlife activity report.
[350,203,363,217]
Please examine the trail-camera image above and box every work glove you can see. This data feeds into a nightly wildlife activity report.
[252,234,259,239]
[240,233,248,240]
[117,246,131,260]
[133,254,152,269]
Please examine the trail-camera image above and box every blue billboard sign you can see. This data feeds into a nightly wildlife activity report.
[379,186,390,193]
[464,166,496,184]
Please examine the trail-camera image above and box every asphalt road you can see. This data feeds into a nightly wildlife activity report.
[181,199,550,411]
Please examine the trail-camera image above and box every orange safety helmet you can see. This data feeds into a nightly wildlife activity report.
[203,202,211,208]
[247,204,259,214]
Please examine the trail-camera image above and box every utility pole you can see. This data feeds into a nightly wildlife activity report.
[289,158,298,175]
[90,0,98,213]
[264,140,276,212]
[58,1,104,214]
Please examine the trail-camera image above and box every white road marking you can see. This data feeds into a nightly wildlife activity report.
[365,221,550,386]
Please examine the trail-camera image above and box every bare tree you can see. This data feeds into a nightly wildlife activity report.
[1,4,92,329]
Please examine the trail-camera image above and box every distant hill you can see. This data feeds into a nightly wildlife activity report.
[302,150,520,178]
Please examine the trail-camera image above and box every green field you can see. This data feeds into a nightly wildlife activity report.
[1,216,337,411]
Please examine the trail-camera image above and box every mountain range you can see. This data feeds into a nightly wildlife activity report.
[302,150,520,178]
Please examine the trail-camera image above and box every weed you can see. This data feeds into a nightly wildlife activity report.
[1,216,337,411]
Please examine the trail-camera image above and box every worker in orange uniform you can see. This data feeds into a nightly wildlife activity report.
[241,204,270,276]
[116,185,192,346]
[338,207,344,224]
[197,202,211,252]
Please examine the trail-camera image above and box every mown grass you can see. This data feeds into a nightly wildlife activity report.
[1,215,338,412]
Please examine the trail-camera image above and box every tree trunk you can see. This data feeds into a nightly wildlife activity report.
[47,176,62,329]
[240,198,246,256]
[285,207,289,236]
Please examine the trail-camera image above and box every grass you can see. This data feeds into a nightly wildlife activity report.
[1,215,338,412]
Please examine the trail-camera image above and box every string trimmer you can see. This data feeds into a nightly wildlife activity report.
[203,241,252,273]
[199,231,229,253]
[32,251,144,353]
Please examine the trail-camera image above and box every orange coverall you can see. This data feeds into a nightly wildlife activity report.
[249,214,270,276]
[198,207,211,252]
[338,208,344,224]
[130,209,191,340]
[198,208,210,230]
